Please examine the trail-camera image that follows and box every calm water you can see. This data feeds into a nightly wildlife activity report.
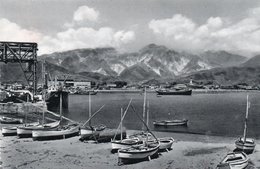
[52,91,260,138]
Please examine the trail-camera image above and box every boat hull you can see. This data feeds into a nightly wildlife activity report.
[235,138,255,153]
[17,121,60,138]
[217,152,249,169]
[118,144,159,160]
[2,126,17,136]
[111,138,141,152]
[153,119,188,126]
[156,90,192,96]
[0,117,23,124]
[32,125,80,141]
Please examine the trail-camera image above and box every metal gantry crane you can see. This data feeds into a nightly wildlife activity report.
[0,41,38,97]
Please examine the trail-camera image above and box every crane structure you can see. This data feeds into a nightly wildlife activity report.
[0,41,38,96]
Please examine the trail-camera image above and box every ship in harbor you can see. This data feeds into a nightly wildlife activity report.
[156,89,192,95]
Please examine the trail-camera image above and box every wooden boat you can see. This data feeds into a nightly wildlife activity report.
[153,119,188,126]
[80,93,106,138]
[32,123,80,141]
[80,124,106,135]
[111,103,142,153]
[118,92,160,164]
[17,121,60,138]
[118,142,160,162]
[2,122,39,136]
[148,137,174,151]
[156,89,192,95]
[0,116,23,124]
[216,152,249,169]
[235,95,255,153]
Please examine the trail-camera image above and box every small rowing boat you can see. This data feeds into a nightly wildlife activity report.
[153,119,188,126]
[0,116,23,124]
[2,122,39,136]
[148,137,174,151]
[216,152,249,169]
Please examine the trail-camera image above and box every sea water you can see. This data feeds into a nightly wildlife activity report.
[51,91,260,138]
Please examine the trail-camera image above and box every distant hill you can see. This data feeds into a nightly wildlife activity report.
[242,55,260,67]
[1,44,253,84]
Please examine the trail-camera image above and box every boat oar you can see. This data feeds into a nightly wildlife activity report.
[131,105,159,143]
[82,104,105,127]
[112,98,133,141]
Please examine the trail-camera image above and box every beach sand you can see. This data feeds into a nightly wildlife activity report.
[0,129,259,169]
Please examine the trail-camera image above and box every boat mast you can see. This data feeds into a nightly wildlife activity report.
[89,92,91,127]
[42,61,46,125]
[146,101,150,143]
[120,107,123,141]
[59,91,62,121]
[243,95,249,142]
[142,87,147,131]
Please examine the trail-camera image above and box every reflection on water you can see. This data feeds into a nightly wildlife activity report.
[51,91,260,138]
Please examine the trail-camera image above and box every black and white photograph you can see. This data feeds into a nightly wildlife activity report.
[0,0,260,168]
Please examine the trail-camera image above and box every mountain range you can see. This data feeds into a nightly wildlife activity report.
[1,44,260,85]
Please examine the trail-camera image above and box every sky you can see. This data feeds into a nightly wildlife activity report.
[0,0,260,57]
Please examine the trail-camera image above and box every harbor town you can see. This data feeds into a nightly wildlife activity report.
[1,0,260,169]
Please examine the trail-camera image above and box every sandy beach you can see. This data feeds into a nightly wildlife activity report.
[0,128,259,169]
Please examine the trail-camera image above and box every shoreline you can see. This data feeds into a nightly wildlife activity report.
[0,128,259,169]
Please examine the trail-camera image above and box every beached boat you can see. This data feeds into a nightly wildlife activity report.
[80,93,106,138]
[153,119,188,126]
[216,152,249,169]
[80,124,106,135]
[0,116,23,124]
[235,95,255,153]
[156,89,192,95]
[2,122,39,136]
[17,121,60,138]
[111,103,142,153]
[118,142,160,162]
[148,137,174,151]
[32,123,80,141]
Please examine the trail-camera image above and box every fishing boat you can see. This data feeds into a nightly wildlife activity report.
[2,122,39,136]
[17,120,60,138]
[32,123,80,141]
[153,119,188,127]
[216,152,249,169]
[118,91,160,164]
[156,89,192,95]
[111,103,142,153]
[0,116,23,124]
[118,142,160,162]
[148,137,174,151]
[80,93,106,138]
[235,95,256,153]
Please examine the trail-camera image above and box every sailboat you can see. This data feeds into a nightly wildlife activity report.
[80,93,106,137]
[111,100,142,153]
[17,71,61,138]
[117,89,160,164]
[32,92,80,141]
[235,95,256,153]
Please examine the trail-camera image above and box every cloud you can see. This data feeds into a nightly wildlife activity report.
[0,18,135,55]
[149,11,260,56]
[39,27,135,54]
[0,18,42,42]
[73,6,99,22]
